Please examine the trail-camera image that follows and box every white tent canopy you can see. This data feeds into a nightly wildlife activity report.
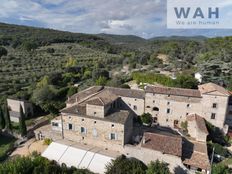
[42,142,114,174]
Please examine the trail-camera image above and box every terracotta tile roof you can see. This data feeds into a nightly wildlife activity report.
[105,86,145,99]
[141,132,182,157]
[198,83,230,96]
[187,114,208,134]
[61,104,130,124]
[86,98,105,106]
[182,140,210,170]
[67,86,144,105]
[145,86,201,98]
[67,86,103,104]
[61,104,86,115]
[86,90,119,106]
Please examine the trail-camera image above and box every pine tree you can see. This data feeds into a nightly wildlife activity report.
[4,104,12,131]
[19,105,27,136]
[0,106,5,130]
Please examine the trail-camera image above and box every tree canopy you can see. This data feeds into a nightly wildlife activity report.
[105,155,147,174]
[19,104,27,136]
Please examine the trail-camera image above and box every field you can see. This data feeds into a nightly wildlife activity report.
[0,43,121,98]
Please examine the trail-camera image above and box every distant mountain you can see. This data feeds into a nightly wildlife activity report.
[97,33,147,44]
[149,36,207,42]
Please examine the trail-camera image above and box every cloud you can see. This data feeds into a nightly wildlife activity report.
[0,0,231,38]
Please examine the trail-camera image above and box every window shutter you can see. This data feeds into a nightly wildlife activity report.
[85,128,87,134]
[115,133,118,140]
[72,124,75,131]
[109,133,111,140]
[66,123,69,130]
[75,125,79,131]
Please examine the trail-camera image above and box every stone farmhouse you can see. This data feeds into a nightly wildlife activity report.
[145,83,231,131]
[35,83,232,173]
[7,98,34,123]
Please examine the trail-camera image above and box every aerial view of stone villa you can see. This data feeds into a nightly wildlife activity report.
[35,83,232,174]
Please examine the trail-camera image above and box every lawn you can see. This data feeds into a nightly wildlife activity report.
[0,135,16,161]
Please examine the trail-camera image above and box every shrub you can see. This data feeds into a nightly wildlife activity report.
[146,160,170,174]
[181,121,188,132]
[43,138,52,145]
[105,155,147,174]
[141,113,152,125]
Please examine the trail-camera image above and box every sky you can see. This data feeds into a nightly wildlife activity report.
[1,0,232,38]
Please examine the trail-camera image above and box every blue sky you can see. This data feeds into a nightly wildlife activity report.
[1,0,232,38]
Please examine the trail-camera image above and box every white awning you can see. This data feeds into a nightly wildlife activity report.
[42,142,114,174]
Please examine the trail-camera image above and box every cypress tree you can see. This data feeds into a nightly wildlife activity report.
[4,104,12,131]
[0,106,5,130]
[19,105,27,136]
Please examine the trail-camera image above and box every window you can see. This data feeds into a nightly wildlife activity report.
[81,127,86,134]
[146,106,151,108]
[187,104,190,108]
[153,107,159,111]
[167,108,170,114]
[93,128,97,137]
[168,94,170,97]
[135,99,137,101]
[111,124,115,128]
[52,122,59,127]
[212,103,217,108]
[133,105,137,110]
[94,121,97,124]
[186,113,189,116]
[153,100,155,103]
[82,119,84,122]
[211,113,216,119]
[167,102,170,105]
[110,133,116,140]
[68,123,73,130]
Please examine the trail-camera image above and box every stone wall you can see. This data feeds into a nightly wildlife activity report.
[200,94,229,128]
[144,92,229,129]
[187,120,207,142]
[7,99,33,117]
[60,114,130,152]
[86,104,105,118]
[120,97,144,116]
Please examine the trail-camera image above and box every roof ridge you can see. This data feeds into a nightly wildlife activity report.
[98,97,105,105]
[147,85,199,91]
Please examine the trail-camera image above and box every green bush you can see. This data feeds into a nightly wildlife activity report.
[141,113,152,125]
[146,160,170,174]
[0,154,94,174]
[105,155,147,174]
[43,138,52,145]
